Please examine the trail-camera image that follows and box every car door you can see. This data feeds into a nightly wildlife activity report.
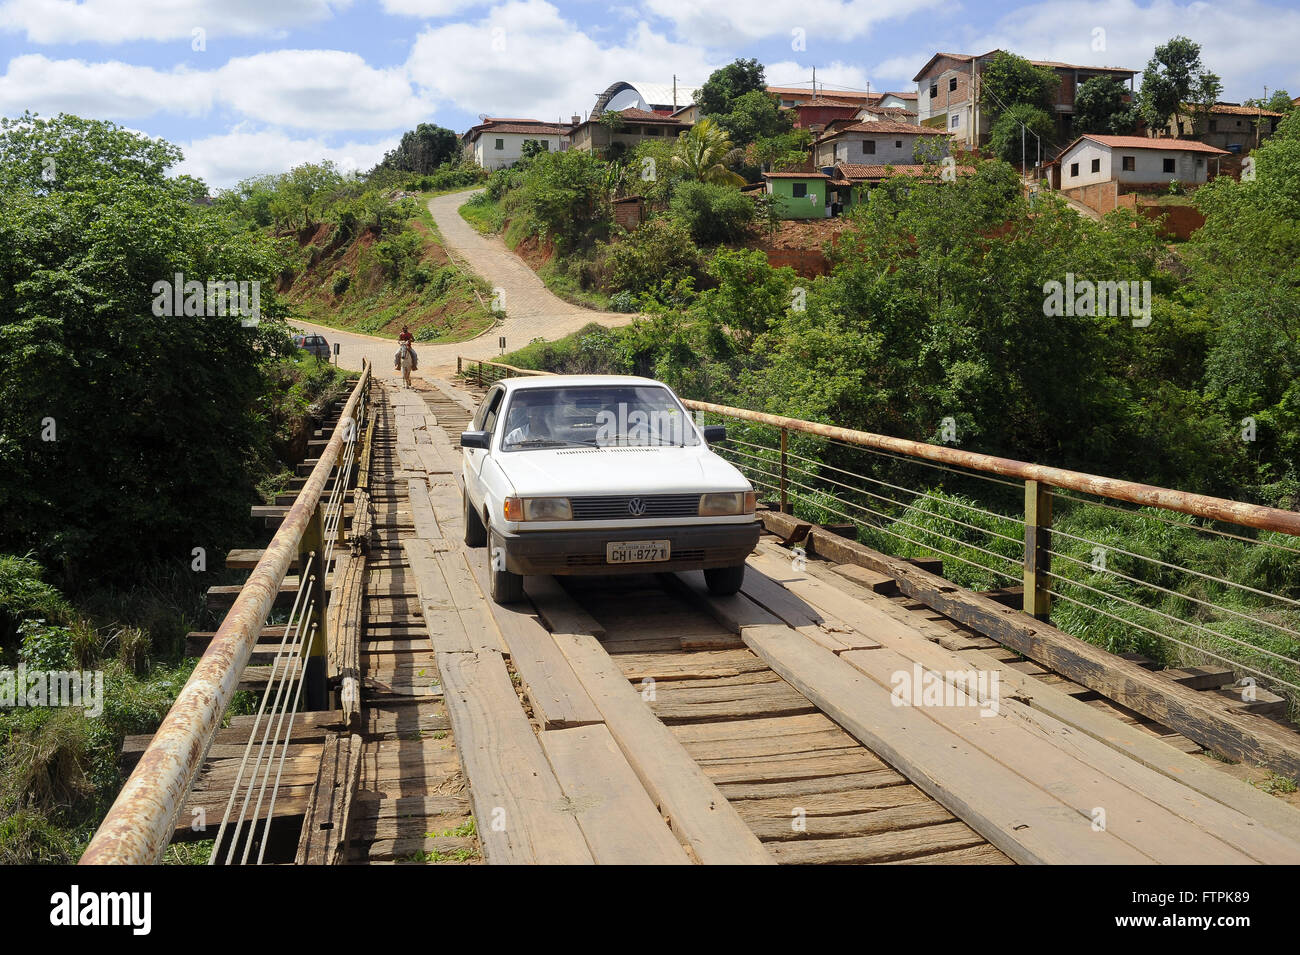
[463,386,505,513]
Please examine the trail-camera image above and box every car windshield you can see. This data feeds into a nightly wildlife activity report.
[500,385,700,451]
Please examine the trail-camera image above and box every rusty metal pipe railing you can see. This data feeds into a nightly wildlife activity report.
[80,359,372,865]
[455,355,1300,536]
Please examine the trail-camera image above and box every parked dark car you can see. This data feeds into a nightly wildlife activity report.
[294,333,330,360]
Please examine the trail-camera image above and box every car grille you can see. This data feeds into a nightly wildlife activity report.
[569,494,700,520]
[534,548,709,569]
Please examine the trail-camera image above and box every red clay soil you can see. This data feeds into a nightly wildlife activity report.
[746,218,850,253]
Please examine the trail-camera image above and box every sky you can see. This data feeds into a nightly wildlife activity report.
[1,0,1297,189]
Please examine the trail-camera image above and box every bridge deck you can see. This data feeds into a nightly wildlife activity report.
[135,372,1300,864]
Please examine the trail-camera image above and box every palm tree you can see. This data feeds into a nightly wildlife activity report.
[671,118,745,187]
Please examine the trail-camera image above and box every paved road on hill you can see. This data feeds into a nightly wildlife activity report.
[294,189,635,380]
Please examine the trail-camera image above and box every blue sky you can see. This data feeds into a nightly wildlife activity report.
[2,0,1297,189]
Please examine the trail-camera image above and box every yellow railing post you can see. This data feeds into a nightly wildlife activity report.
[780,428,790,514]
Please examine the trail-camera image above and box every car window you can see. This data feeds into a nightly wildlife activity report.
[473,387,504,432]
[501,385,699,451]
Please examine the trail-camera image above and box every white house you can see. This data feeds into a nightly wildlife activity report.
[462,118,572,170]
[1055,134,1229,188]
[814,120,950,168]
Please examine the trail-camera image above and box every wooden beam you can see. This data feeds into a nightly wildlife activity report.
[759,510,1300,778]
[295,732,362,865]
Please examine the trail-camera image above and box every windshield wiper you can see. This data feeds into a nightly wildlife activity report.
[508,438,596,449]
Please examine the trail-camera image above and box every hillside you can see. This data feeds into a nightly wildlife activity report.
[284,194,497,343]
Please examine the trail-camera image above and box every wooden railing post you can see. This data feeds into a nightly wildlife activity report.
[779,428,791,514]
[301,501,330,710]
[1023,480,1052,620]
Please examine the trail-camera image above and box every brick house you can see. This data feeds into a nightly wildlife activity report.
[568,107,691,158]
[912,51,1137,148]
[1167,102,1285,155]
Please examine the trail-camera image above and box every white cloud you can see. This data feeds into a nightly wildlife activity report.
[957,0,1300,100]
[0,0,352,44]
[379,0,485,16]
[0,54,213,118]
[642,0,939,43]
[214,51,433,130]
[405,0,715,121]
[176,127,399,189]
[0,49,435,131]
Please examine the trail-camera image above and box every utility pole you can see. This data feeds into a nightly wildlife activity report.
[812,67,817,101]
[673,74,677,110]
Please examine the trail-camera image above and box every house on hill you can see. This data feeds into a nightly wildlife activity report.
[813,120,951,167]
[912,51,1137,147]
[567,107,691,159]
[462,118,572,170]
[1166,102,1284,155]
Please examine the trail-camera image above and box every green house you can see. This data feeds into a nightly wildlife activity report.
[762,171,830,219]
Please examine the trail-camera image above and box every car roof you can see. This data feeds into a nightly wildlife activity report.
[498,374,668,391]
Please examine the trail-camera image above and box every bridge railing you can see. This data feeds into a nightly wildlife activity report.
[81,360,373,865]
[456,356,1300,713]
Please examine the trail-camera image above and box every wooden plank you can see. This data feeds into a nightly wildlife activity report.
[437,650,594,864]
[539,725,691,865]
[760,510,1300,778]
[296,732,362,865]
[534,608,771,862]
[401,539,472,654]
[407,479,441,539]
[465,549,602,729]
[767,821,984,864]
[526,575,607,639]
[680,581,1153,864]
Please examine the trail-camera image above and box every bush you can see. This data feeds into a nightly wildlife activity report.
[331,270,351,295]
[669,181,756,244]
[610,290,638,313]
[606,219,700,294]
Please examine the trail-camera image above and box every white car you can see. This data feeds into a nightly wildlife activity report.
[460,375,761,604]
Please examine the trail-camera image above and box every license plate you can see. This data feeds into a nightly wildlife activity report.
[606,540,671,564]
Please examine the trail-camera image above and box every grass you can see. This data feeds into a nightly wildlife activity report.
[458,193,504,235]
[1253,771,1299,795]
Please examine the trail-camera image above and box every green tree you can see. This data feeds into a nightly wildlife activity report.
[988,103,1055,165]
[1138,36,1216,135]
[669,181,756,244]
[0,113,296,572]
[979,52,1060,113]
[1244,90,1295,115]
[715,89,791,150]
[671,119,745,186]
[697,58,766,117]
[1074,76,1139,135]
[375,123,459,176]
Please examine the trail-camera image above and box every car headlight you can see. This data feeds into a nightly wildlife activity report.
[504,497,573,521]
[699,491,757,516]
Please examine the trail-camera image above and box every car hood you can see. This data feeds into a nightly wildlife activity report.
[497,445,750,496]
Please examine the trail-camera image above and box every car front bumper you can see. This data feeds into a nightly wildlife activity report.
[496,521,761,576]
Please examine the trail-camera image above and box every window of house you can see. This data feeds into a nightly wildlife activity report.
[1235,120,1242,127]
[494,138,504,150]
[645,126,661,135]
[1091,158,1100,173]
[950,114,960,128]
[1122,156,1135,171]
[1070,162,1079,177]
[792,182,808,198]
[1209,120,1218,132]
[1195,157,1204,166]
[862,140,876,155]
[895,140,902,148]
[930,83,938,98]
[1163,157,1175,173]
[949,76,958,92]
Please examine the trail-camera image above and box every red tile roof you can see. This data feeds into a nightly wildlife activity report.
[821,120,947,138]
[767,86,879,101]
[1199,102,1283,117]
[836,162,974,180]
[477,123,572,136]
[1075,134,1230,155]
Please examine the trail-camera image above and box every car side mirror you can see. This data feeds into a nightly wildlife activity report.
[460,430,491,449]
[702,425,728,445]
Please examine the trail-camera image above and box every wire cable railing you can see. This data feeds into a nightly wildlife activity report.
[81,360,372,865]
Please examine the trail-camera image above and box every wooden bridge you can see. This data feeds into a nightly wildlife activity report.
[82,362,1300,865]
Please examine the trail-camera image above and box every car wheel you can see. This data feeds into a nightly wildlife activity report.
[488,531,524,604]
[704,564,746,596]
[464,494,486,547]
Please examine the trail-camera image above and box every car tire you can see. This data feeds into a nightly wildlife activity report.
[704,564,746,596]
[488,531,525,604]
[464,494,487,547]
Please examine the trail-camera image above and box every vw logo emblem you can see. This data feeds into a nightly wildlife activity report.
[627,498,646,516]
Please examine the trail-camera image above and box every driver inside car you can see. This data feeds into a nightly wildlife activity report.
[504,405,553,445]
